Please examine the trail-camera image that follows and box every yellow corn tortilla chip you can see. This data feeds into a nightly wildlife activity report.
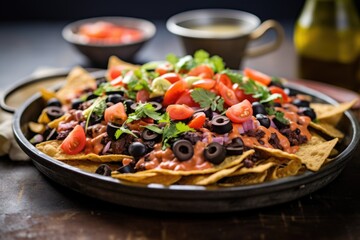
[63,161,120,173]
[112,172,181,185]
[309,121,344,139]
[219,171,268,186]
[107,56,140,75]
[295,138,338,171]
[310,99,357,125]
[253,145,301,161]
[36,140,131,162]
[37,108,51,124]
[40,87,57,102]
[176,174,210,185]
[229,161,276,177]
[56,67,97,104]
[47,114,68,129]
[195,164,242,186]
[143,150,254,176]
[275,158,303,178]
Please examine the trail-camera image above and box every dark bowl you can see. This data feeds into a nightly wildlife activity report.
[62,16,156,66]
[12,72,360,213]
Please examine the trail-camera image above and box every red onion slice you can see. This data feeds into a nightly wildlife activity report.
[102,141,111,154]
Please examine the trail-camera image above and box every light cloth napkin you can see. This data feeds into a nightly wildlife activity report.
[0,67,64,161]
[0,109,29,160]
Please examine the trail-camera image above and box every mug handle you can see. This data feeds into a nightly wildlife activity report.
[245,20,285,58]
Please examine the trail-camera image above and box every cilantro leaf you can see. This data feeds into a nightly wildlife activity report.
[241,79,282,103]
[166,53,179,65]
[115,126,138,139]
[93,82,121,96]
[191,88,224,112]
[221,69,243,84]
[266,107,290,125]
[83,97,106,131]
[126,102,162,123]
[144,125,164,134]
[162,122,195,150]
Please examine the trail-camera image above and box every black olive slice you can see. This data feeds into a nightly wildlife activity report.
[46,106,64,120]
[95,164,112,176]
[118,164,135,174]
[128,142,147,159]
[272,118,289,129]
[300,107,317,120]
[86,93,98,101]
[148,96,164,103]
[105,90,125,96]
[142,128,161,142]
[106,94,124,104]
[46,98,62,107]
[148,101,162,112]
[203,142,226,164]
[71,98,84,110]
[211,115,233,134]
[256,113,271,128]
[194,108,213,120]
[226,137,244,156]
[292,99,310,108]
[89,112,103,125]
[124,99,135,114]
[252,102,267,116]
[107,122,121,140]
[172,140,194,162]
[45,128,58,141]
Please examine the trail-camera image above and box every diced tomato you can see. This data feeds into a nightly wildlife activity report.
[233,84,258,103]
[166,104,194,120]
[188,65,214,79]
[175,89,200,107]
[108,66,124,80]
[215,73,233,88]
[226,99,253,123]
[155,62,173,76]
[192,79,216,90]
[188,112,206,129]
[136,89,150,103]
[163,80,187,106]
[110,76,124,87]
[217,81,239,106]
[269,86,290,103]
[160,72,182,84]
[244,68,272,86]
[104,102,127,124]
[60,125,86,155]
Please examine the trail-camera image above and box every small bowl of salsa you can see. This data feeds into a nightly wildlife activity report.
[62,16,156,66]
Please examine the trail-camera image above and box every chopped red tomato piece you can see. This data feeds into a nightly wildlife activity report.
[244,68,272,86]
[188,65,214,79]
[155,62,173,76]
[226,99,253,123]
[163,80,187,106]
[215,73,233,88]
[217,81,239,106]
[232,84,258,103]
[188,112,206,129]
[60,125,86,155]
[166,104,194,120]
[136,89,150,103]
[104,102,127,124]
[108,66,125,80]
[160,72,182,84]
[110,76,124,87]
[269,86,290,103]
[192,79,216,90]
[175,89,200,107]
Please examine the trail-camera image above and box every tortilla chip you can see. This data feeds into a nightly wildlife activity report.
[40,87,57,102]
[37,108,51,124]
[309,121,344,139]
[47,114,68,129]
[275,158,303,178]
[107,56,140,72]
[112,172,181,185]
[176,175,210,185]
[219,171,268,186]
[36,140,131,162]
[63,161,120,173]
[311,99,357,125]
[295,138,338,171]
[254,145,301,161]
[229,161,276,176]
[195,164,242,185]
[56,67,97,104]
[143,150,254,176]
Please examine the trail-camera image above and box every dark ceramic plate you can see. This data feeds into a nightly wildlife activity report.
[11,71,360,213]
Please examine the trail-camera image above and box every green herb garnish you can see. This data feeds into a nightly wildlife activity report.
[83,97,107,131]
[191,88,224,112]
[266,107,290,125]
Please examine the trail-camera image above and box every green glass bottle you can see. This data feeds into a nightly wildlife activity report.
[294,0,360,90]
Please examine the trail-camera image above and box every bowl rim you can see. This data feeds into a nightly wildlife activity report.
[62,16,157,48]
[166,9,261,39]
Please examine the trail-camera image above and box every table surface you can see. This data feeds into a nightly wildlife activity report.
[1,21,360,240]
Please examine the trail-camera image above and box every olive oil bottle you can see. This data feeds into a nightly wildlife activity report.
[294,0,360,90]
